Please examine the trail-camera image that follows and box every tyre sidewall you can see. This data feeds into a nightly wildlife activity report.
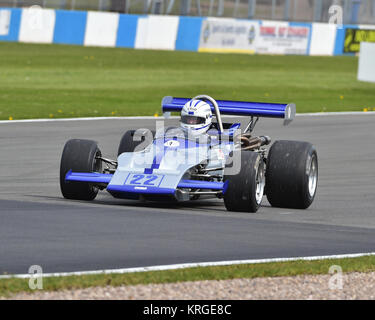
[60,139,101,200]
[266,140,318,209]
[224,151,262,213]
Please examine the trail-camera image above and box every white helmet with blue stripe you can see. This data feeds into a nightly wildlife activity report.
[180,99,212,136]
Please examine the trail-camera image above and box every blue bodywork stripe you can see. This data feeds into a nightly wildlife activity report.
[143,141,166,174]
[144,153,163,174]
[222,180,229,194]
[65,171,226,193]
[65,170,113,184]
[178,180,224,190]
[108,180,225,194]
[107,184,176,195]
[144,136,213,173]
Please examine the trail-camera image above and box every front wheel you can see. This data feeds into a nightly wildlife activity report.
[223,151,265,213]
[118,129,155,156]
[265,140,318,209]
[60,139,102,200]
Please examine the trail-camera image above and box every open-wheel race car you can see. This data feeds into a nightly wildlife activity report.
[60,95,318,212]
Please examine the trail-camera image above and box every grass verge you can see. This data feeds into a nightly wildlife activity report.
[1,255,375,297]
[1,42,375,120]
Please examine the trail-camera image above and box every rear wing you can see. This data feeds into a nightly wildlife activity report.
[162,96,296,124]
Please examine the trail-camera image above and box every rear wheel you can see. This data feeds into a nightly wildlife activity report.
[118,129,155,156]
[223,151,265,213]
[265,140,318,209]
[60,139,102,200]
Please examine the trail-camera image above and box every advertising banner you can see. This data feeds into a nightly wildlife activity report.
[344,28,375,53]
[256,21,310,55]
[198,18,257,54]
[198,19,310,55]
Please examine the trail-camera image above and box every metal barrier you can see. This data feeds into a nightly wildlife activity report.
[0,0,375,24]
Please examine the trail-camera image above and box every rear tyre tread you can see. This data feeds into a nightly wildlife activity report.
[265,140,318,209]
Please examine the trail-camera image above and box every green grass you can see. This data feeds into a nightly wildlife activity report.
[1,255,375,297]
[0,42,374,120]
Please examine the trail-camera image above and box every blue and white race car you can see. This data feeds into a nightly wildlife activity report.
[60,95,318,212]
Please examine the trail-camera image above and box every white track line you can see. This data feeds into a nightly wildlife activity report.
[296,111,375,117]
[0,116,179,124]
[0,111,375,124]
[1,252,374,279]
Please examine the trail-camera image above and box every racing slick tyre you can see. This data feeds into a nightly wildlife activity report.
[118,129,155,156]
[223,151,265,213]
[60,139,102,200]
[265,140,318,209]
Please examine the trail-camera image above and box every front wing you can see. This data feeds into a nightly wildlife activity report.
[65,170,227,200]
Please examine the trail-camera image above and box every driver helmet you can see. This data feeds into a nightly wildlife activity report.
[180,99,212,136]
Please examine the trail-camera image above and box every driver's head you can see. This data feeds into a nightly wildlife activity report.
[180,99,212,136]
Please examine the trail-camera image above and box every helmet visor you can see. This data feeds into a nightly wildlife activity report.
[181,115,205,125]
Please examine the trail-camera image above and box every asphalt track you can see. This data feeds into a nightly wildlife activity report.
[0,114,375,274]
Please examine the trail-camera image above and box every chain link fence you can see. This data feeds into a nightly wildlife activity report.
[1,0,374,24]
